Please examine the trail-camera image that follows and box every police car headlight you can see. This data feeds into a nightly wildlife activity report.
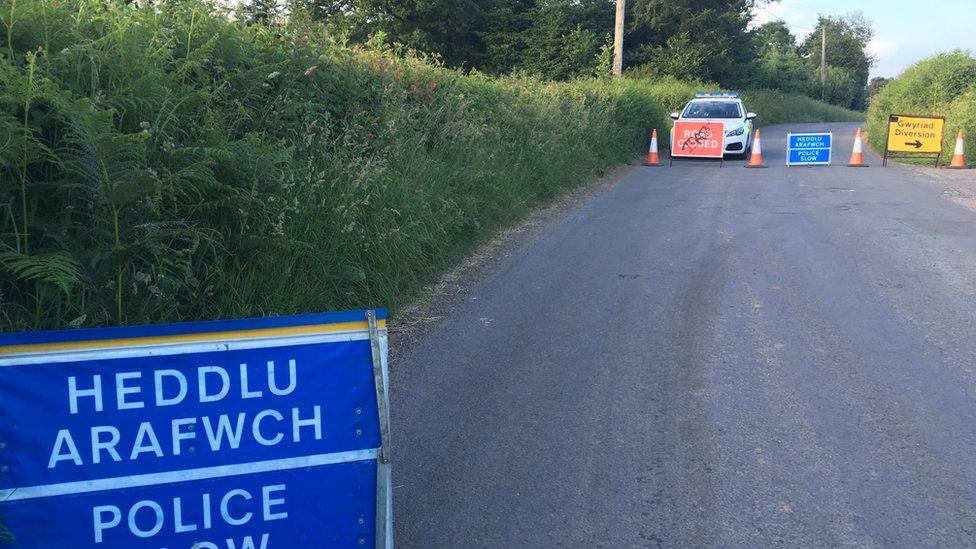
[726,126,745,137]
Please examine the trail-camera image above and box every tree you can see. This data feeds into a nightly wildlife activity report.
[750,21,811,93]
[280,0,875,110]
[241,0,282,24]
[867,76,892,99]
[753,21,795,52]
[311,0,490,68]
[294,0,768,84]
[626,0,760,87]
[627,32,709,82]
[301,0,362,34]
[518,0,613,80]
[820,65,858,108]
[478,0,537,74]
[801,12,874,109]
[754,44,813,94]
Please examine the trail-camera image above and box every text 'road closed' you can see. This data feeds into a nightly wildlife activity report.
[672,121,726,158]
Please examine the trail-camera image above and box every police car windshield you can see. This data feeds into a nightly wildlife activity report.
[683,101,741,119]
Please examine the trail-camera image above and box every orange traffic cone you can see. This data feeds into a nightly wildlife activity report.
[643,129,662,166]
[949,129,967,168]
[847,128,868,167]
[745,129,767,168]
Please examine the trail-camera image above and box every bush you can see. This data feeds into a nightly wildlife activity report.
[616,78,863,126]
[0,0,668,331]
[867,51,976,164]
[753,47,814,96]
[740,89,863,125]
[0,0,863,332]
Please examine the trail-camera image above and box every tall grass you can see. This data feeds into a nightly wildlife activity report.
[0,0,860,332]
[867,51,976,165]
[612,81,865,127]
[741,90,864,125]
[0,0,661,331]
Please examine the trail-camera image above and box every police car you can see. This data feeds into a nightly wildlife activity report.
[670,92,757,159]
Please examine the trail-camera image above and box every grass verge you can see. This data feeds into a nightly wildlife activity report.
[867,51,976,166]
[742,90,864,125]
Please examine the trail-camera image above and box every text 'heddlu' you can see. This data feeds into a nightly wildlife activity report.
[48,360,323,468]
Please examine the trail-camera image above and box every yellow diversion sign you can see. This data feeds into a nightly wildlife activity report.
[886,114,944,153]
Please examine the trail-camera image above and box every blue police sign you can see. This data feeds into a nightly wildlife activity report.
[787,132,833,166]
[0,310,392,548]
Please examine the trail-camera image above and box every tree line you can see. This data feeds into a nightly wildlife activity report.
[241,0,876,110]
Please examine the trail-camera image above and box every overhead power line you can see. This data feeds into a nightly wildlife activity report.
[756,5,817,32]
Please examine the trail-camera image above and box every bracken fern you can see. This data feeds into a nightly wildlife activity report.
[0,0,856,332]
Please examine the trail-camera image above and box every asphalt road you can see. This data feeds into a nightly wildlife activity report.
[390,122,976,547]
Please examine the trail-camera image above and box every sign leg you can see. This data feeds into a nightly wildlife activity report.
[367,310,394,549]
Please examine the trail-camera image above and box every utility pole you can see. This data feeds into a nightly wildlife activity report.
[613,0,625,77]
[820,23,827,99]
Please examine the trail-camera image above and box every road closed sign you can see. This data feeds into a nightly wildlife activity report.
[672,121,726,158]
[0,310,392,548]
[886,114,945,153]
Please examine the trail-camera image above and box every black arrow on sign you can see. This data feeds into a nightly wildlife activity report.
[905,140,923,149]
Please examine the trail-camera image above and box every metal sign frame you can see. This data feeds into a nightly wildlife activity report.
[0,309,394,549]
[883,113,946,167]
[786,131,832,166]
[367,310,394,549]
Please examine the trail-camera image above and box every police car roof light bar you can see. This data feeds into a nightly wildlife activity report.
[695,91,739,98]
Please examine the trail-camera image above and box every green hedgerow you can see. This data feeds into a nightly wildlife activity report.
[867,51,976,166]
[0,0,859,333]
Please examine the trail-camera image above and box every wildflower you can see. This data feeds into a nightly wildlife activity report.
[304,65,318,77]
[139,121,151,130]
[267,71,281,80]
[272,212,285,236]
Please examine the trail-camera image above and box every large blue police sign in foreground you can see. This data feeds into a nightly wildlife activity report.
[0,310,392,548]
[787,132,833,166]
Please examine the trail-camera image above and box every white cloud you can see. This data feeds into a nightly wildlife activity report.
[749,0,817,42]
[868,38,903,78]
[750,7,780,27]
[867,38,896,63]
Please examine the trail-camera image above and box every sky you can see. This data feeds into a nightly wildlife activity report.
[750,0,976,79]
